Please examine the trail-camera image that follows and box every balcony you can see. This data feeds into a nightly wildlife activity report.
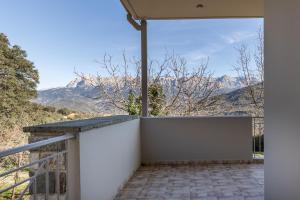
[0,115,263,199]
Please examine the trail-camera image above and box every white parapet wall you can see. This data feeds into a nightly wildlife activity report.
[79,119,140,200]
[141,117,253,163]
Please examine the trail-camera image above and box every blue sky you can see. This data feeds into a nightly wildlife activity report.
[0,0,263,89]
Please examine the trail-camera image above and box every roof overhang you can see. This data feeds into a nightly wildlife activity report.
[121,0,264,20]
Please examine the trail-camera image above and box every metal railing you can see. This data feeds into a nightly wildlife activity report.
[0,134,75,200]
[253,117,264,159]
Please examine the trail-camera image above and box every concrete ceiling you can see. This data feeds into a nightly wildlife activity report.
[121,0,264,20]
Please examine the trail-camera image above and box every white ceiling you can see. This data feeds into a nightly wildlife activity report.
[121,0,264,20]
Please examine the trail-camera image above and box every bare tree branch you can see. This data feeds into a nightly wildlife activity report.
[233,28,264,116]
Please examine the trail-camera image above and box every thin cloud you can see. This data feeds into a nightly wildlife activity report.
[221,31,256,44]
[150,30,257,68]
[184,43,224,63]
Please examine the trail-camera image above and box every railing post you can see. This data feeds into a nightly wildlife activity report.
[66,135,80,200]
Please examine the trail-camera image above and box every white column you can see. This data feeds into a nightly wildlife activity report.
[265,0,300,199]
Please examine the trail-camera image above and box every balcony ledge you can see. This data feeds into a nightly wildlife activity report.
[23,115,139,134]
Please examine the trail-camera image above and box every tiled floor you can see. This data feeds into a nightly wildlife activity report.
[116,164,264,200]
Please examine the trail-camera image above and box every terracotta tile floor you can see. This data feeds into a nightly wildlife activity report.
[115,164,264,200]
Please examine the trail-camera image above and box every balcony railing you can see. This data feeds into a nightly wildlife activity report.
[0,134,75,200]
[253,117,264,159]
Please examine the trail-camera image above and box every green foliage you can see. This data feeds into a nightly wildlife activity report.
[148,83,165,116]
[0,33,39,127]
[136,95,142,116]
[126,90,140,115]
[126,85,165,116]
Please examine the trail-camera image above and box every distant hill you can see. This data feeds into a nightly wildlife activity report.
[209,83,263,116]
[35,87,101,113]
[34,75,259,115]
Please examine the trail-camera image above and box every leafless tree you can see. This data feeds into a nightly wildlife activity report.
[80,52,219,116]
[159,55,219,116]
[75,52,141,114]
[95,53,141,113]
[233,28,264,116]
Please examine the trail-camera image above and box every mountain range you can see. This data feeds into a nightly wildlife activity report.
[34,75,257,115]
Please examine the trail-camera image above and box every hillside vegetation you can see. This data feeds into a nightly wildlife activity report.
[0,33,96,150]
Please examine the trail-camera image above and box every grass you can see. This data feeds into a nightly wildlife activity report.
[254,152,264,159]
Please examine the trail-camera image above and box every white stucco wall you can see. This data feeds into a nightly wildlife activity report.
[141,117,252,163]
[265,0,300,199]
[79,119,140,200]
